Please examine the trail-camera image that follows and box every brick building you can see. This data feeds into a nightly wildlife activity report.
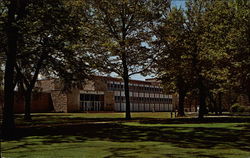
[0,91,53,114]
[37,76,174,113]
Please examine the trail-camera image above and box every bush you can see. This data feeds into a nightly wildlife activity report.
[244,106,250,113]
[231,103,245,113]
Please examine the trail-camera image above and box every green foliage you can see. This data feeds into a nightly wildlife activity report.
[244,106,250,113]
[156,0,250,117]
[83,0,171,119]
[231,103,246,113]
[0,1,7,56]
[0,0,94,121]
[156,7,193,93]
[0,1,7,86]
[14,0,93,92]
[155,6,196,116]
[86,0,170,77]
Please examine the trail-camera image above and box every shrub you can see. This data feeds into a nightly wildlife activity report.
[244,106,250,113]
[231,103,245,113]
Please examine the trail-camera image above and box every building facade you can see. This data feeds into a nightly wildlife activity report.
[36,76,173,113]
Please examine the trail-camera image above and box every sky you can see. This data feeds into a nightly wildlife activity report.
[130,0,187,81]
[171,0,187,9]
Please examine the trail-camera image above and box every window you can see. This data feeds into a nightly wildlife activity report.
[114,84,118,89]
[85,94,90,101]
[80,94,104,101]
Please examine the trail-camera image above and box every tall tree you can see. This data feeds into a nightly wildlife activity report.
[0,1,7,61]
[2,0,22,132]
[200,1,236,114]
[193,0,250,114]
[1,0,92,125]
[156,0,211,118]
[87,0,170,119]
[15,0,92,120]
[184,0,212,119]
[155,8,194,116]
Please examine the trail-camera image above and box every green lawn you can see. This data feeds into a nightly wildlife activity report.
[2,112,250,158]
[14,112,177,126]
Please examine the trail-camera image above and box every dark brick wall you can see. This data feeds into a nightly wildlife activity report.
[0,92,54,114]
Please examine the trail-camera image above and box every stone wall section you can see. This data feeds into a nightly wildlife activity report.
[51,90,68,112]
[94,79,107,91]
[36,79,55,92]
[67,88,80,112]
[81,80,95,91]
[104,91,115,111]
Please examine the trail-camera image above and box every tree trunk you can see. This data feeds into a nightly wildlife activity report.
[2,0,18,134]
[123,74,131,120]
[122,54,131,120]
[198,79,206,119]
[15,48,46,121]
[24,90,32,121]
[214,104,218,115]
[177,90,186,117]
[247,93,250,106]
[23,59,43,121]
[218,92,222,115]
[210,94,217,114]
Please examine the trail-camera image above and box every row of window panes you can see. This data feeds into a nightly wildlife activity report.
[80,94,104,101]
[80,101,104,111]
[107,83,163,93]
[115,96,172,103]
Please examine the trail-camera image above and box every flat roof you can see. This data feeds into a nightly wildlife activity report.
[94,76,160,86]
[38,75,161,86]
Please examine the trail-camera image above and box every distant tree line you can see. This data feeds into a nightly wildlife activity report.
[0,0,249,134]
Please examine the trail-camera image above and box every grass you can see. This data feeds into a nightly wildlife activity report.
[2,112,250,158]
[14,112,177,126]
[122,122,248,130]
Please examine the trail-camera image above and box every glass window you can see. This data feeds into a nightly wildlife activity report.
[85,94,90,101]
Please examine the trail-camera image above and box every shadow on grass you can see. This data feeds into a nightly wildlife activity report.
[3,119,250,147]
[14,114,250,126]
[2,116,250,158]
